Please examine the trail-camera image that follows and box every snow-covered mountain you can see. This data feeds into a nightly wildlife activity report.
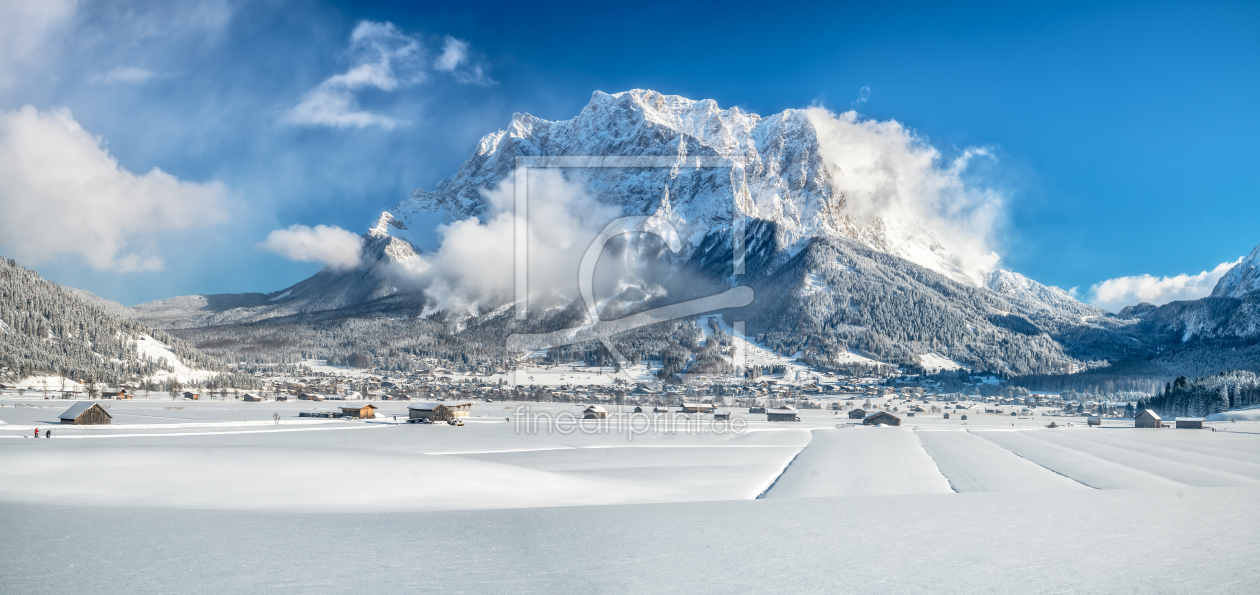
[1212,244,1260,298]
[393,89,986,286]
[132,89,1146,376]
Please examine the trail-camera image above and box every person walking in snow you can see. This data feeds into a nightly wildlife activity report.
[45,429,51,438]
[34,428,39,438]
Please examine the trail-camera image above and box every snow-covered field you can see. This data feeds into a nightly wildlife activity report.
[3,396,1260,592]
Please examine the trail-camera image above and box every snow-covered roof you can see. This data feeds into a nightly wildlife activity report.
[59,401,109,420]
[1175,417,1206,422]
[1137,409,1162,419]
[769,406,797,413]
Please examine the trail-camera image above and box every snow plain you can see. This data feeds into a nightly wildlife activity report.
[4,396,1260,592]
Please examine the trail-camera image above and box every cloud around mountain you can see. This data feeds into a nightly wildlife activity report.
[1089,258,1241,311]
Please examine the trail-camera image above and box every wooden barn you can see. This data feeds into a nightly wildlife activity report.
[1175,417,1205,429]
[714,409,731,420]
[1087,416,1101,426]
[766,406,799,422]
[242,394,264,402]
[583,405,609,419]
[863,412,901,426]
[848,408,867,419]
[340,404,376,419]
[408,401,472,422]
[680,402,715,414]
[182,392,199,400]
[1135,409,1163,428]
[632,406,643,413]
[59,402,111,425]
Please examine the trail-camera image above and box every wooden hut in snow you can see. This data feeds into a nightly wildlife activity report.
[766,406,799,422]
[863,412,901,426]
[848,408,867,419]
[1175,417,1204,429]
[583,405,609,419]
[339,404,376,419]
[59,402,111,425]
[1135,409,1163,428]
[408,401,472,422]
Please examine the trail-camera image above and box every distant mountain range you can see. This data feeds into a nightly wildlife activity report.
[122,90,1260,381]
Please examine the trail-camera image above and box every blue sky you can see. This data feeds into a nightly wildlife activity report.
[1,0,1257,307]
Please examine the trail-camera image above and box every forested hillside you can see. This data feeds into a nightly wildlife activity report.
[1136,371,1260,418]
[0,257,256,388]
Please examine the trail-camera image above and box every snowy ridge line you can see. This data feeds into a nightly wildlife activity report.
[967,429,1097,490]
[755,430,813,499]
[910,427,958,493]
[0,424,389,439]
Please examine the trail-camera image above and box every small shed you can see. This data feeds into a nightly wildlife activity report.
[583,405,609,419]
[408,401,472,422]
[714,409,731,420]
[766,406,799,422]
[863,412,901,426]
[1175,417,1204,429]
[943,412,949,419]
[632,406,643,413]
[1087,416,1101,426]
[59,402,111,425]
[242,394,264,402]
[848,408,867,419]
[748,406,766,414]
[680,402,715,414]
[182,392,199,400]
[340,404,376,419]
[960,414,968,420]
[1135,409,1162,428]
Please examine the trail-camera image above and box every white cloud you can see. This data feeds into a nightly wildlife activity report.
[0,106,228,272]
[434,36,467,72]
[91,66,158,84]
[855,85,871,104]
[1089,259,1241,312]
[285,23,495,128]
[284,21,423,129]
[805,108,1004,283]
[260,224,363,271]
[386,169,619,314]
